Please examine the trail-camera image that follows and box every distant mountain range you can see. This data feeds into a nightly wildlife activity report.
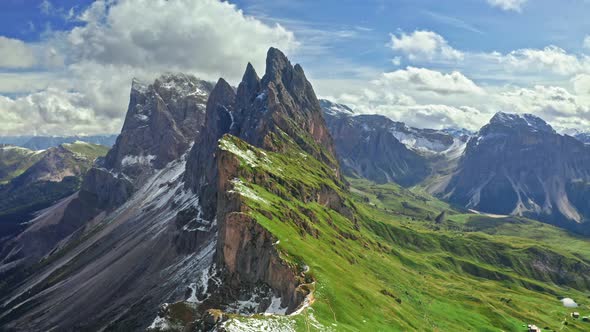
[0,134,117,150]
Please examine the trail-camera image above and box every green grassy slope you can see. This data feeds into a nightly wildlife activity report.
[219,135,590,332]
[61,141,109,161]
[0,146,44,184]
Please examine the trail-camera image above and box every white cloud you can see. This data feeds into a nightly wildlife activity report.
[0,0,299,135]
[572,74,590,96]
[389,30,463,61]
[0,89,122,136]
[375,67,484,95]
[584,36,590,50]
[500,46,585,75]
[486,0,527,12]
[60,0,297,81]
[0,37,36,69]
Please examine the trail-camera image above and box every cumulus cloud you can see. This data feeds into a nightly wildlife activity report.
[60,0,297,80]
[499,46,586,75]
[389,30,463,61]
[0,0,298,135]
[487,0,527,12]
[0,89,122,136]
[375,67,484,95]
[0,37,37,69]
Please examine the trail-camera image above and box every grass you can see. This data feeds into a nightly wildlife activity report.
[61,141,110,161]
[218,134,590,332]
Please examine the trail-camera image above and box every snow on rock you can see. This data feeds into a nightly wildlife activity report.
[489,112,555,133]
[121,154,156,167]
[264,296,288,316]
[148,313,171,331]
[319,99,354,117]
[221,316,297,332]
[219,138,260,167]
[390,128,448,154]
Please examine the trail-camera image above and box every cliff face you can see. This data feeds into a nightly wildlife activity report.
[106,74,212,173]
[211,146,308,313]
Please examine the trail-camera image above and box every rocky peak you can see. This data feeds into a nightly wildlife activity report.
[185,48,340,219]
[105,74,212,177]
[236,63,261,106]
[487,112,555,134]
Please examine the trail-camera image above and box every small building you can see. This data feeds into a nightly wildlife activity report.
[572,312,580,318]
[527,324,541,332]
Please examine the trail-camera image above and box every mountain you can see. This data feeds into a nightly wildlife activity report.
[0,73,212,272]
[0,145,44,184]
[0,142,108,249]
[320,99,466,186]
[440,112,590,233]
[0,135,118,150]
[2,51,590,332]
[574,132,590,144]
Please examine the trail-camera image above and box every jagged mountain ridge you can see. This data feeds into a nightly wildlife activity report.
[442,112,590,233]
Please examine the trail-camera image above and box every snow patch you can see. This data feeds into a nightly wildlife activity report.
[219,138,260,167]
[390,129,448,153]
[229,178,268,204]
[121,154,156,167]
[264,296,288,315]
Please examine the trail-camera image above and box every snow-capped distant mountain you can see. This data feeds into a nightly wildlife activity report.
[320,99,467,186]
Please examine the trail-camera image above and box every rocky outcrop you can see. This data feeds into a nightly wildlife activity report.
[443,112,590,233]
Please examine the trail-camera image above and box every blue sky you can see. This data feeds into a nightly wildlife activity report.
[1,0,590,135]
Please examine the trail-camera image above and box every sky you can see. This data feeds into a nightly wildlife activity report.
[1,0,590,135]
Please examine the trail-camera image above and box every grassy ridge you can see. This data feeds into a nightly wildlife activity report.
[220,135,590,331]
